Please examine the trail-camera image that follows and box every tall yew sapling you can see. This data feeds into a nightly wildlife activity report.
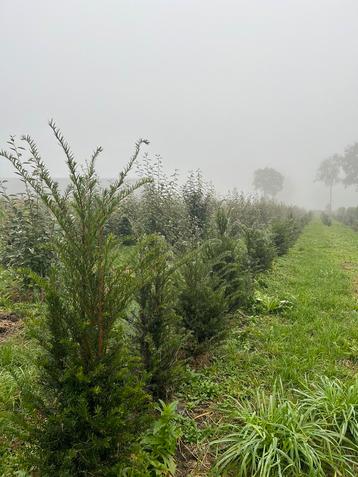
[0,122,151,475]
[206,207,253,311]
[178,251,228,352]
[133,234,187,399]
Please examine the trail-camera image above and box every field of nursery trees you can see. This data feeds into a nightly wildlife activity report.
[0,124,357,477]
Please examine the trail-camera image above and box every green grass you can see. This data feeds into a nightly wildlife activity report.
[2,220,358,475]
[179,219,358,474]
[208,220,358,393]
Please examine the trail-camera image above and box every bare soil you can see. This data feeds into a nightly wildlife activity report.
[0,311,20,342]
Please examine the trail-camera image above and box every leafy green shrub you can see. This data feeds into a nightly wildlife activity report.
[212,387,354,477]
[297,377,358,445]
[135,154,189,247]
[140,400,181,475]
[106,211,136,245]
[335,206,358,230]
[133,234,187,399]
[182,170,213,239]
[116,401,181,476]
[254,290,295,314]
[205,237,253,312]
[0,185,54,280]
[0,122,151,475]
[0,267,22,306]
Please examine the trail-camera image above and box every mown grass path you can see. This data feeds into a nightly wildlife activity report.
[234,219,358,390]
[186,219,358,406]
[179,219,358,476]
[251,218,358,386]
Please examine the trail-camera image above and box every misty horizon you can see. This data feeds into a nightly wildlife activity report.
[1,0,358,209]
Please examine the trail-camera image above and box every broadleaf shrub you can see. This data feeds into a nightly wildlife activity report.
[116,400,181,476]
[0,185,54,281]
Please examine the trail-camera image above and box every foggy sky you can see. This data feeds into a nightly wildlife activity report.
[1,0,358,209]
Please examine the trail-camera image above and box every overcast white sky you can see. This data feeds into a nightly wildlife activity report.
[1,0,358,208]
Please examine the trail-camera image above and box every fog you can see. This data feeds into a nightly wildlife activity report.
[1,0,358,209]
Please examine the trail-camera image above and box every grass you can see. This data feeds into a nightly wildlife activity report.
[212,386,355,477]
[179,219,358,474]
[1,220,358,475]
[210,219,358,392]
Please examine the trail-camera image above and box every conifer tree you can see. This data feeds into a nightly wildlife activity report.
[133,234,187,398]
[0,122,150,475]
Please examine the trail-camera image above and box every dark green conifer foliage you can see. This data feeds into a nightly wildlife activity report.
[178,252,228,351]
[271,217,296,255]
[206,208,253,311]
[243,225,276,273]
[0,123,150,475]
[133,234,187,399]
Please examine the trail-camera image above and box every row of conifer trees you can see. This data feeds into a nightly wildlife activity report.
[0,124,309,475]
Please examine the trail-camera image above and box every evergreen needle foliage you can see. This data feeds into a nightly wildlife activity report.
[205,208,253,311]
[0,122,151,475]
[133,234,187,399]
[178,251,228,352]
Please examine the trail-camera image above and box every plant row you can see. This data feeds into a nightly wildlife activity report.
[0,125,308,476]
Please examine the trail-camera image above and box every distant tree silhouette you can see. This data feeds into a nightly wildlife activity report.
[253,167,284,198]
[315,155,341,212]
[341,143,358,189]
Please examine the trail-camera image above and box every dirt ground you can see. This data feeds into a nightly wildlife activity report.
[0,311,20,342]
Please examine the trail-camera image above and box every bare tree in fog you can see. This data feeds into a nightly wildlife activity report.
[315,155,341,212]
[341,143,358,190]
[253,167,284,199]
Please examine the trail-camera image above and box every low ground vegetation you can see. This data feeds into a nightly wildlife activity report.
[0,125,356,476]
[335,206,358,230]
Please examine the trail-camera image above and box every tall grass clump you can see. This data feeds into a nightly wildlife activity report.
[212,385,354,477]
[297,377,358,446]
[0,123,151,475]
